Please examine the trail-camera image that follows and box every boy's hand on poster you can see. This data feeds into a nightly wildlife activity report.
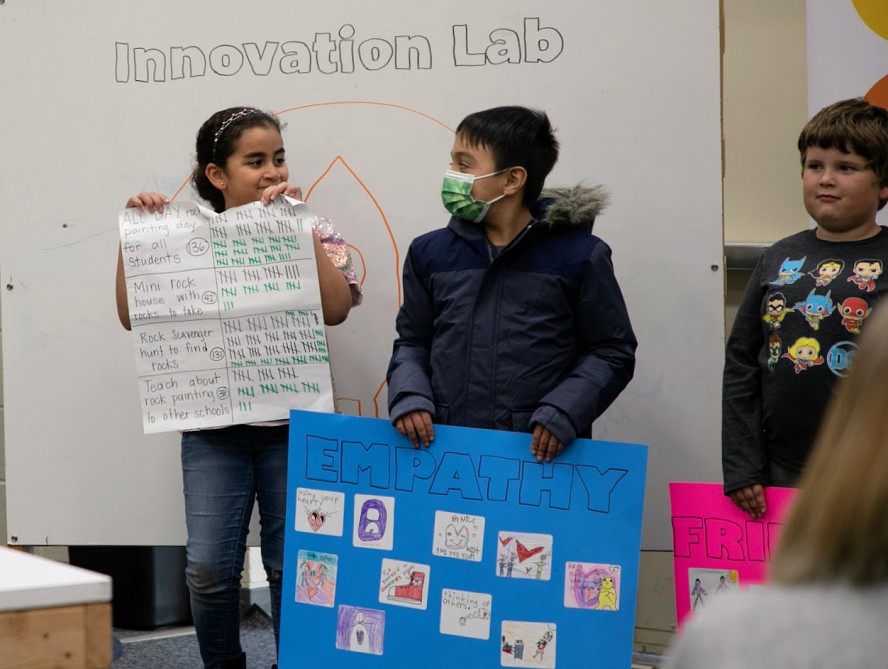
[531,424,563,462]
[395,411,435,448]
[729,484,766,519]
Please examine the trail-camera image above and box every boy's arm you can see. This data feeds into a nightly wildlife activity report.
[530,241,637,446]
[387,246,436,425]
[722,260,768,500]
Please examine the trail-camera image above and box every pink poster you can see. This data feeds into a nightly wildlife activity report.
[669,482,797,630]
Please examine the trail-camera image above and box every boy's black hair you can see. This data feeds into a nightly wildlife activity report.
[192,107,282,213]
[456,106,559,207]
[798,97,888,209]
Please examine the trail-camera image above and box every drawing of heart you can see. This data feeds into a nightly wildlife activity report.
[445,524,471,550]
[308,510,327,532]
[515,540,545,562]
[307,587,319,600]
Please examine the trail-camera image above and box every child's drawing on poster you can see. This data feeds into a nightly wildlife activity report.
[440,588,492,640]
[496,532,553,581]
[500,621,556,668]
[335,605,385,656]
[564,562,621,611]
[353,494,395,550]
[432,510,485,561]
[294,488,345,536]
[379,558,430,610]
[688,567,739,612]
[295,550,337,607]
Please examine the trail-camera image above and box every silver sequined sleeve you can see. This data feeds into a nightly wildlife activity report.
[313,214,363,307]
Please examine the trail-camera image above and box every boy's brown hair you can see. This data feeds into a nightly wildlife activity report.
[798,98,888,208]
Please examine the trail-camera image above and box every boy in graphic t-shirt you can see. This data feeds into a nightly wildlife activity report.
[723,98,888,517]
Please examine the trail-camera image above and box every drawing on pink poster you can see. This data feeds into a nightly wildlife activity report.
[669,482,798,629]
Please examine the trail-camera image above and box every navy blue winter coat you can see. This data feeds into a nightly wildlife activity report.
[386,186,637,445]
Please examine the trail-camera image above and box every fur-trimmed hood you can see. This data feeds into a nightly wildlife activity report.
[537,184,609,230]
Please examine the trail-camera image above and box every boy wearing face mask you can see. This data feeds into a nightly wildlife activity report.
[386,106,637,462]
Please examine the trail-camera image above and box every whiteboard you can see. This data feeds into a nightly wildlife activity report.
[0,0,723,548]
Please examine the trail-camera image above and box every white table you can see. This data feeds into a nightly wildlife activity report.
[0,546,112,668]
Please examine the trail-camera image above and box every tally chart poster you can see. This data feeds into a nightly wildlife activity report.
[118,198,334,433]
[669,482,798,630]
[280,411,648,668]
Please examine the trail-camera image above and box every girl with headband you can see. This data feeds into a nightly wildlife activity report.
[115,106,361,669]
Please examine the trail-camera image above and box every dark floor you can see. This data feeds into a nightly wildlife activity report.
[112,606,277,669]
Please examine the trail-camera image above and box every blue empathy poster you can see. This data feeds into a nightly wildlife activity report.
[280,411,648,668]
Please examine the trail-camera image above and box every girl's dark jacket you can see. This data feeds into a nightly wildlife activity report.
[386,185,637,445]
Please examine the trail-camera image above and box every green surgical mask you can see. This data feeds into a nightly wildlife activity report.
[441,169,506,223]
